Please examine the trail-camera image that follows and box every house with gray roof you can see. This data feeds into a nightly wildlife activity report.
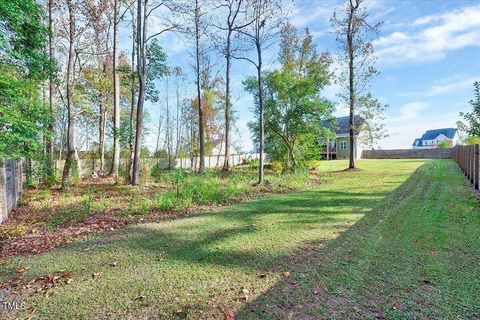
[320,116,371,160]
[412,128,459,149]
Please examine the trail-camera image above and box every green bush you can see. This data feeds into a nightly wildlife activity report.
[268,160,283,173]
[304,160,321,170]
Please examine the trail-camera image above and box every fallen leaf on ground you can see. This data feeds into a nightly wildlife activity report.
[134,295,145,301]
[283,272,291,278]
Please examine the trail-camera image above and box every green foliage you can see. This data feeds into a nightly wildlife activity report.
[0,0,50,159]
[357,93,389,147]
[267,160,283,173]
[146,38,168,102]
[245,24,334,170]
[0,65,49,158]
[0,0,51,79]
[458,82,480,137]
[437,140,453,149]
[463,135,480,145]
[303,159,321,170]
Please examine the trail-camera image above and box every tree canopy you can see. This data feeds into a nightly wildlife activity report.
[246,23,334,170]
[0,0,51,158]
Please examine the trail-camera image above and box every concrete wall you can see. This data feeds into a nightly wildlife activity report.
[361,148,453,159]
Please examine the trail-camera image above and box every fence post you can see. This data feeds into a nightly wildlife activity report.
[471,146,475,184]
[475,145,480,190]
[0,159,7,223]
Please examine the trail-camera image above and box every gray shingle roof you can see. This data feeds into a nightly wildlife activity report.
[332,116,367,135]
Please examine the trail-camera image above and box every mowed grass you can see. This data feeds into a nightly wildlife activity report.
[1,159,479,319]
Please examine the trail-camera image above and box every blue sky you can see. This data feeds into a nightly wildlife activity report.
[120,0,480,152]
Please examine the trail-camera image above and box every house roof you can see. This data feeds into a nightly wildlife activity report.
[412,138,422,147]
[412,128,458,146]
[420,128,457,140]
[331,116,368,136]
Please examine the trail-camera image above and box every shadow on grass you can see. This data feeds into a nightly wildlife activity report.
[51,162,419,274]
[9,161,464,319]
[233,160,478,319]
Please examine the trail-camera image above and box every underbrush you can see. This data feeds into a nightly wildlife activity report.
[134,166,313,212]
[3,165,317,237]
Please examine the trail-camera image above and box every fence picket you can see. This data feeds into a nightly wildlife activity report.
[453,145,480,192]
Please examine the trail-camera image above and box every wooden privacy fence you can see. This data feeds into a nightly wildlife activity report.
[0,158,26,223]
[453,145,480,190]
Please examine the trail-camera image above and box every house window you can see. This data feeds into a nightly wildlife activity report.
[340,141,348,150]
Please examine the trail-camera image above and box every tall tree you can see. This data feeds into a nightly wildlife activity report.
[132,0,177,185]
[127,6,137,184]
[83,0,112,174]
[47,0,56,178]
[62,0,82,188]
[193,0,206,173]
[214,0,253,172]
[458,82,480,138]
[237,0,283,184]
[173,66,185,159]
[111,0,121,181]
[245,23,334,170]
[331,0,382,169]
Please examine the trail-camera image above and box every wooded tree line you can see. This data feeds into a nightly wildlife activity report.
[1,0,388,187]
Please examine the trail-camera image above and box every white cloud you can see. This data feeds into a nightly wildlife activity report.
[375,4,480,65]
[427,75,479,96]
[395,102,431,121]
[290,3,336,28]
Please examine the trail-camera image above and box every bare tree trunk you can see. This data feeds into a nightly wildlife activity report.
[256,40,264,184]
[155,116,163,164]
[195,0,205,174]
[132,0,146,186]
[47,0,56,178]
[58,106,67,161]
[216,133,224,167]
[175,74,181,158]
[348,1,356,169]
[326,138,330,160]
[165,74,172,169]
[98,95,106,172]
[127,9,136,184]
[223,30,232,172]
[62,0,81,189]
[111,0,121,181]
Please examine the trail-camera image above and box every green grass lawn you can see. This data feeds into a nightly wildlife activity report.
[1,159,479,319]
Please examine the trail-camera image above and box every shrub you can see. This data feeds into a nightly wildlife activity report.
[0,223,29,240]
[304,160,321,170]
[268,160,283,173]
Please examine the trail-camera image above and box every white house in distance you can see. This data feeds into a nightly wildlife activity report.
[412,128,460,149]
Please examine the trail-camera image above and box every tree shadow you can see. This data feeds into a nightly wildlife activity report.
[50,163,417,275]
[4,161,448,319]
[233,161,476,319]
